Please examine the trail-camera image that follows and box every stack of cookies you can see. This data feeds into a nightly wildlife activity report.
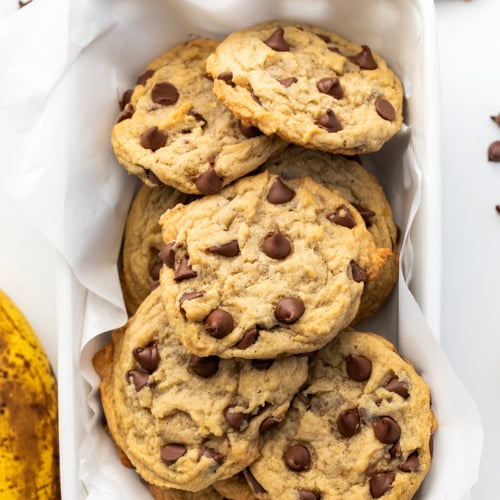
[93,20,436,500]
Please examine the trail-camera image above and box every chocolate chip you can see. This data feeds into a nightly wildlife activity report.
[369,471,395,498]
[488,141,500,161]
[316,33,331,43]
[119,89,133,110]
[239,122,262,138]
[188,109,207,128]
[151,81,179,106]
[337,408,360,437]
[328,46,341,54]
[496,205,500,215]
[160,444,186,465]
[316,109,342,132]
[295,391,312,410]
[146,169,164,186]
[205,309,234,338]
[327,204,356,228]
[399,451,420,472]
[137,69,155,86]
[262,228,292,259]
[140,126,167,151]
[188,355,219,378]
[180,291,206,311]
[224,406,249,431]
[263,27,290,51]
[194,166,223,194]
[384,377,409,398]
[207,240,240,257]
[174,255,197,281]
[375,97,396,121]
[389,441,402,459]
[350,261,367,283]
[243,468,267,494]
[345,354,372,381]
[275,297,305,324]
[250,89,262,105]
[277,77,298,88]
[317,77,343,99]
[159,242,176,268]
[199,447,224,465]
[259,416,280,432]
[373,416,401,444]
[429,434,434,458]
[116,103,135,123]
[285,444,311,471]
[491,113,500,126]
[352,203,376,226]
[217,71,235,87]
[350,45,377,70]
[298,490,321,500]
[267,177,296,204]
[252,359,274,370]
[18,1,32,8]
[133,342,159,372]
[235,327,259,349]
[126,370,149,391]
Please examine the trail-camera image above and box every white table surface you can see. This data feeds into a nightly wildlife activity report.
[0,0,497,498]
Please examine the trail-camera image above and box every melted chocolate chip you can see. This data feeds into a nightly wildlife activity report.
[199,447,224,465]
[119,89,133,110]
[147,169,164,186]
[195,166,223,194]
[275,297,305,324]
[263,27,290,51]
[399,451,420,472]
[205,309,234,338]
[298,490,321,500]
[328,46,341,54]
[295,391,312,410]
[217,71,235,87]
[316,33,331,43]
[278,77,298,88]
[240,122,262,138]
[160,444,186,465]
[250,89,262,105]
[350,260,367,283]
[180,291,206,311]
[259,416,280,432]
[375,97,396,121]
[316,109,342,132]
[137,69,155,86]
[188,109,208,128]
[188,355,219,378]
[345,354,372,381]
[235,327,259,349]
[488,141,500,162]
[224,406,249,431]
[207,240,240,257]
[267,177,296,204]
[384,377,409,398]
[369,471,395,498]
[243,468,267,494]
[262,228,292,259]
[159,242,176,268]
[352,203,376,226]
[350,45,378,70]
[317,77,343,99]
[337,408,360,437]
[126,370,149,391]
[174,255,197,281]
[373,416,401,444]
[133,342,159,372]
[116,103,134,123]
[327,204,356,228]
[152,82,179,106]
[140,126,167,151]
[285,444,311,471]
[389,442,402,459]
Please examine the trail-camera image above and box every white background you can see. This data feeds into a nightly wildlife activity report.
[0,0,498,498]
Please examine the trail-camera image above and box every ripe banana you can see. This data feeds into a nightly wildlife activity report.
[0,289,60,499]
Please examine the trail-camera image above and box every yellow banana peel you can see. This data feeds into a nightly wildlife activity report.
[0,290,60,499]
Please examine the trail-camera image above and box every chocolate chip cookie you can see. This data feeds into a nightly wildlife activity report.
[92,288,308,492]
[264,145,399,323]
[246,329,436,499]
[206,21,403,155]
[158,170,389,359]
[148,483,223,500]
[111,38,286,194]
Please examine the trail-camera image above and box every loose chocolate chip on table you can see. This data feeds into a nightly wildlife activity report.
[350,45,378,70]
[327,204,356,228]
[496,205,500,215]
[137,69,155,86]
[488,141,500,162]
[224,406,250,431]
[252,359,274,370]
[205,308,234,338]
[298,490,321,500]
[18,1,33,8]
[375,97,396,121]
[267,177,296,204]
[373,416,401,444]
[235,327,259,349]
[345,354,372,381]
[317,108,342,132]
[240,122,262,138]
[180,291,206,311]
[263,27,290,51]
[140,126,167,151]
[152,82,179,106]
[337,408,360,437]
[126,370,149,391]
[317,77,343,99]
[188,354,219,378]
[369,471,395,498]
[259,416,280,432]
[352,203,376,226]
[133,342,159,372]
[188,109,207,127]
[194,166,223,194]
[217,71,235,87]
[275,297,305,324]
[199,447,225,465]
[161,443,187,465]
[399,451,420,472]
[277,77,298,88]
[490,113,500,126]
[349,260,367,283]
[285,443,311,471]
[262,228,292,259]
[159,241,176,268]
[207,240,240,257]
[243,468,267,494]
[119,89,133,110]
[174,255,197,281]
[384,377,409,398]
